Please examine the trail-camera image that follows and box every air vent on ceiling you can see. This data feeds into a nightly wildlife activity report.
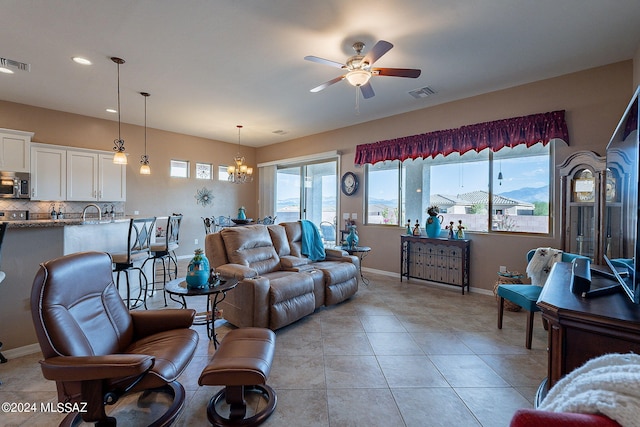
[408,86,436,99]
[0,57,31,72]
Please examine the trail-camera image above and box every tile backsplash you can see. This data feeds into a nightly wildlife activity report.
[0,200,125,220]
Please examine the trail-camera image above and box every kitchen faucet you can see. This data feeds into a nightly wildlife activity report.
[82,203,102,221]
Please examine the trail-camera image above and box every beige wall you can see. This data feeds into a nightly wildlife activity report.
[0,101,259,255]
[258,60,635,294]
[0,60,636,351]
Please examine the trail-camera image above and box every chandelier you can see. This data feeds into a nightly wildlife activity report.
[111,57,127,164]
[227,125,253,184]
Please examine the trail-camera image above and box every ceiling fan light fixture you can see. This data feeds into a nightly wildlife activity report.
[345,69,371,87]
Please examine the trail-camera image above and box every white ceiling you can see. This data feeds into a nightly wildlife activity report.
[1,0,640,147]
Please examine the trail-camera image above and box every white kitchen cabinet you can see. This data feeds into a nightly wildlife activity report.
[30,144,67,201]
[0,128,33,172]
[98,153,126,201]
[30,145,126,202]
[66,150,126,202]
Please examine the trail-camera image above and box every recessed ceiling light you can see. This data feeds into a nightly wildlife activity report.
[0,67,14,74]
[72,57,92,65]
[106,108,117,113]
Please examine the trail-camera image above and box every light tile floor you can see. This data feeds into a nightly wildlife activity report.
[0,264,548,426]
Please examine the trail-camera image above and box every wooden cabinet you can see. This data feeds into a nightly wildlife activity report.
[558,151,606,262]
[400,235,470,294]
[30,144,67,201]
[537,262,640,401]
[31,144,126,202]
[0,128,33,172]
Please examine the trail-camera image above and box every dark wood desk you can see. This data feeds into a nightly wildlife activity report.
[537,262,640,403]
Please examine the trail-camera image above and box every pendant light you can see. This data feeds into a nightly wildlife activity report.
[227,125,254,184]
[498,160,503,185]
[111,57,128,164]
[139,92,151,175]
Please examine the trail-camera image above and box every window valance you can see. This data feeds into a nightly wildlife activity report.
[354,110,569,165]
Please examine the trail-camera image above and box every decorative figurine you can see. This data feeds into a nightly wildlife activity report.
[412,219,421,236]
[456,220,465,240]
[446,221,455,239]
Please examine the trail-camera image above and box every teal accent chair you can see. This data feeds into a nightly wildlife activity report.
[497,250,588,349]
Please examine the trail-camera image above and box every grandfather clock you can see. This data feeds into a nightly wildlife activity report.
[558,151,606,262]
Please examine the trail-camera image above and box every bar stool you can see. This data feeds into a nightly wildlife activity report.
[143,214,182,306]
[202,216,216,234]
[110,217,156,309]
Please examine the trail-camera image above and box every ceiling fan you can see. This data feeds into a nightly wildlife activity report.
[304,40,421,99]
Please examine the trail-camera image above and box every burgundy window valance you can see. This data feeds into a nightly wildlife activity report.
[354,110,569,165]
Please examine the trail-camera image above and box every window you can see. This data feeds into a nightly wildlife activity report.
[365,143,551,234]
[366,160,400,225]
[195,162,212,180]
[170,160,189,178]
[218,165,230,181]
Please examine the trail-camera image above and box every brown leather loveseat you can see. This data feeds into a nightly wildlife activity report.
[205,222,359,330]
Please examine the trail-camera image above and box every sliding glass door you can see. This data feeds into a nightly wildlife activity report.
[276,159,338,244]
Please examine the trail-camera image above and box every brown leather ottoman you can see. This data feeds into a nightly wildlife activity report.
[198,328,277,426]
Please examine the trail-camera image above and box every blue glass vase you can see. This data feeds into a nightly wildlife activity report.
[186,249,210,289]
[425,215,443,238]
[345,225,359,248]
[238,207,246,220]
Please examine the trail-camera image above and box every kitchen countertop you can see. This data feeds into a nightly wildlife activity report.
[5,218,129,228]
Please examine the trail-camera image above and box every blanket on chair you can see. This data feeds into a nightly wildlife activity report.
[526,247,563,287]
[539,353,640,426]
[300,220,325,262]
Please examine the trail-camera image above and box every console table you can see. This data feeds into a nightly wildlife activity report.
[536,262,640,404]
[400,235,470,294]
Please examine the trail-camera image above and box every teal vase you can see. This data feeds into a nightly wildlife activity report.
[425,215,443,238]
[186,249,210,289]
[238,207,246,220]
[345,225,359,248]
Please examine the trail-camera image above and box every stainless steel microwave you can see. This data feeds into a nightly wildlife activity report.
[0,171,30,199]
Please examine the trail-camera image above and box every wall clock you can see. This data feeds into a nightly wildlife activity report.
[341,172,359,196]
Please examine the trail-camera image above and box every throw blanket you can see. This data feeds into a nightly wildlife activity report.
[539,353,640,426]
[300,220,325,262]
[526,247,563,286]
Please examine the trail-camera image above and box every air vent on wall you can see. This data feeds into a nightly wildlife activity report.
[0,57,31,72]
[408,86,436,99]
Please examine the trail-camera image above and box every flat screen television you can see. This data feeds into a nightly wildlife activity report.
[602,85,640,304]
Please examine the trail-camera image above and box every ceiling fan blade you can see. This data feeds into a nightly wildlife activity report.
[373,67,421,78]
[310,75,345,93]
[361,40,393,66]
[304,55,346,69]
[360,82,375,99]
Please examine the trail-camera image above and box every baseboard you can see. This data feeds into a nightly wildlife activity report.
[361,267,493,296]
[2,343,41,359]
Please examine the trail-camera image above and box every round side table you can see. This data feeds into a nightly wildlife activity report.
[165,277,238,348]
[339,245,371,285]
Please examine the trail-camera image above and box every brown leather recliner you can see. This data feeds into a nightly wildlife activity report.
[30,251,199,427]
